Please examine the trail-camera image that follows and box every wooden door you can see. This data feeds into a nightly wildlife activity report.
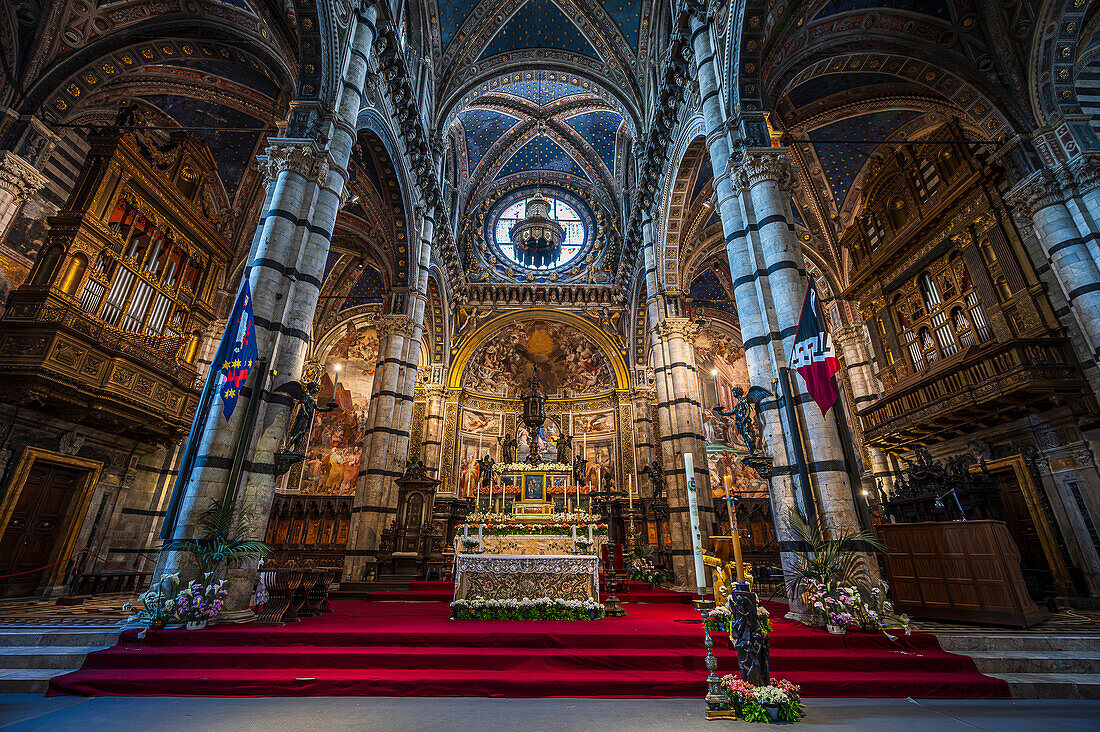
[988,470,1055,599]
[0,463,85,596]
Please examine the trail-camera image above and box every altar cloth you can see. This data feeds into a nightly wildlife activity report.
[453,553,600,602]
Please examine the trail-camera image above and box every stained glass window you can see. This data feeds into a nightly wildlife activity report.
[492,193,586,269]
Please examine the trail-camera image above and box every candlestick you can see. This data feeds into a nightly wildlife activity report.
[478,522,483,547]
[588,523,594,543]
[628,473,634,511]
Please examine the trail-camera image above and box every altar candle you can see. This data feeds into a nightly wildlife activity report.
[683,452,707,596]
[463,523,469,538]
[588,523,594,543]
[478,522,483,547]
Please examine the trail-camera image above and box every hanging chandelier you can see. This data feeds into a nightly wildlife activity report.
[509,191,565,268]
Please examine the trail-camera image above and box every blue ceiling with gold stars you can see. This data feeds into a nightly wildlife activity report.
[482,0,599,59]
[787,72,901,108]
[497,78,591,105]
[564,111,621,171]
[460,109,520,170]
[498,135,587,179]
[341,264,385,311]
[811,0,951,20]
[809,110,920,206]
[140,95,265,196]
[437,0,645,56]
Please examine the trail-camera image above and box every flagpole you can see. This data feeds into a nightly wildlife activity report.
[160,282,245,540]
[778,366,819,526]
[223,357,270,507]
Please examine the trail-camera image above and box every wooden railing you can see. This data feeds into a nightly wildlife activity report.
[859,338,1081,438]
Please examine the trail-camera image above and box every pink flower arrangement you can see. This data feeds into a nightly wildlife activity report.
[174,577,228,622]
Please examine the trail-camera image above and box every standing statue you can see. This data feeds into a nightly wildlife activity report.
[572,454,588,488]
[555,432,573,463]
[498,433,518,464]
[639,460,666,500]
[730,585,770,687]
[713,385,772,456]
[478,453,495,489]
[276,381,337,454]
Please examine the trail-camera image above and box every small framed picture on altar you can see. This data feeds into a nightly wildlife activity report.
[551,475,568,495]
[523,474,545,501]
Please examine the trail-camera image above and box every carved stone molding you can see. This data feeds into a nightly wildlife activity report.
[733,149,798,193]
[1003,168,1067,220]
[655,317,700,341]
[422,383,447,400]
[1068,152,1100,197]
[374,314,416,340]
[257,139,331,187]
[0,151,48,202]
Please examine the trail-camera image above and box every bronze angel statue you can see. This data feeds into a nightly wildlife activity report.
[276,381,337,455]
[713,385,772,456]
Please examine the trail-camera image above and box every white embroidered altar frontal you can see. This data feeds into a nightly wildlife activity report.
[453,554,600,603]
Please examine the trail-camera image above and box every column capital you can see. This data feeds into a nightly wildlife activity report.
[679,0,720,23]
[1003,167,1069,220]
[422,383,447,399]
[655,317,699,341]
[630,386,657,402]
[732,148,797,193]
[374,313,416,339]
[0,151,48,202]
[257,138,331,187]
[1068,152,1100,197]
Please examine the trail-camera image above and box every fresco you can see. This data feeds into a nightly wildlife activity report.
[456,408,502,498]
[692,327,768,500]
[288,324,379,495]
[464,320,613,396]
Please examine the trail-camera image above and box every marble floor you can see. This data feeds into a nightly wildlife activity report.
[2,695,1100,731]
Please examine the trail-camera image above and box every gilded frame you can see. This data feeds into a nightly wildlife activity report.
[0,447,104,591]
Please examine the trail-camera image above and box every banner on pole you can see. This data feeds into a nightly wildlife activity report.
[788,285,841,415]
[218,280,258,421]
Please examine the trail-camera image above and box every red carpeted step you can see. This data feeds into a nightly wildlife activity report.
[361,590,454,602]
[47,599,1010,699]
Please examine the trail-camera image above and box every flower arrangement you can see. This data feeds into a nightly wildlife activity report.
[123,573,181,638]
[720,675,805,723]
[461,521,608,537]
[450,596,604,621]
[805,580,910,637]
[706,604,733,634]
[460,536,481,553]
[464,511,601,524]
[574,536,594,553]
[173,575,228,623]
[757,605,772,636]
[806,582,858,629]
[626,542,670,587]
[493,462,572,473]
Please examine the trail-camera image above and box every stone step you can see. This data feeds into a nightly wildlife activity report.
[0,668,80,694]
[967,650,1100,675]
[0,646,109,669]
[988,672,1100,700]
[0,628,121,647]
[937,634,1100,653]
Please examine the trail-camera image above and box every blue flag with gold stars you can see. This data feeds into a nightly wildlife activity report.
[218,280,257,421]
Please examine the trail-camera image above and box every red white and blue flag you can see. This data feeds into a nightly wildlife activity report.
[217,280,257,420]
[789,285,841,415]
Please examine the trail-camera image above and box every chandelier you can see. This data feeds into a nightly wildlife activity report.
[508,192,565,268]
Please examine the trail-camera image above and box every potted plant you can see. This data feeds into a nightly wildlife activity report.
[160,497,268,624]
[574,536,593,554]
[753,685,788,723]
[460,536,481,553]
[123,572,181,638]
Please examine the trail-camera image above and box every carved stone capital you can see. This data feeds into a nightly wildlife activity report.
[733,148,797,193]
[1003,168,1067,220]
[656,317,699,341]
[0,151,48,202]
[423,383,447,399]
[1068,152,1100,197]
[375,313,416,340]
[257,138,331,187]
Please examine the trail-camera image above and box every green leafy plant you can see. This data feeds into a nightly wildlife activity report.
[161,497,270,579]
[783,507,884,603]
[123,572,181,638]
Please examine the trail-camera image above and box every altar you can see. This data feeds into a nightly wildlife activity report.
[454,553,600,603]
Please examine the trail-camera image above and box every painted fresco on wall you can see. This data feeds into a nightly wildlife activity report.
[288,324,379,495]
[464,320,613,397]
[457,408,502,498]
[693,327,768,499]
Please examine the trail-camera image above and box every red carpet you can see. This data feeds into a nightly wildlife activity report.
[48,583,1008,698]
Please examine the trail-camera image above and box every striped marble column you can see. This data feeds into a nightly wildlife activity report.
[833,323,892,496]
[344,313,414,581]
[687,15,806,598]
[1067,153,1100,268]
[420,383,447,469]
[164,4,379,612]
[1006,168,1100,364]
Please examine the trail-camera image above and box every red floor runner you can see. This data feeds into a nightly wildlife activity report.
[48,595,1008,699]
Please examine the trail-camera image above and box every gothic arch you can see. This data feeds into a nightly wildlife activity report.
[447,309,631,392]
